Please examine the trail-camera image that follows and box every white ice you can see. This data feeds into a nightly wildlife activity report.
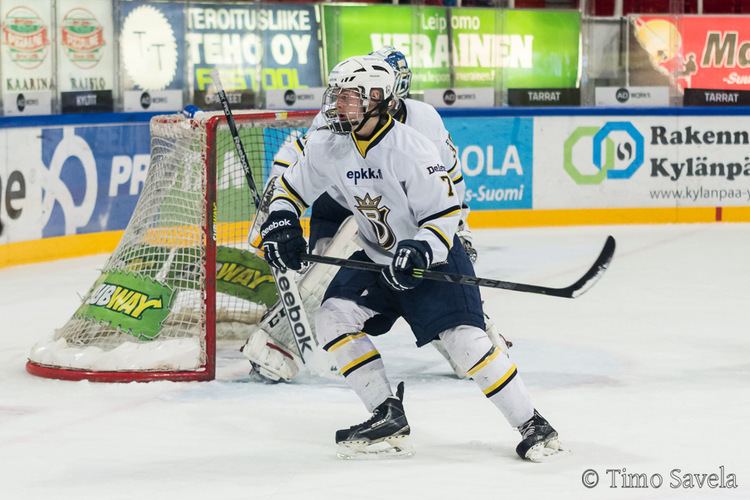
[1,224,749,499]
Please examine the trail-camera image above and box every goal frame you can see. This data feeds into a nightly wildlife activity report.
[26,109,319,382]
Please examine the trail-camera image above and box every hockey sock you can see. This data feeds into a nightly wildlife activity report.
[322,331,392,412]
[317,298,392,412]
[439,325,534,428]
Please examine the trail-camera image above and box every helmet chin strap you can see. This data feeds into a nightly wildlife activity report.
[352,96,392,135]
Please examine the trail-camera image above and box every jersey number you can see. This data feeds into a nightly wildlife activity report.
[440,175,455,197]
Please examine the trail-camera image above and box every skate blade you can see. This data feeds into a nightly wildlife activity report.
[336,435,414,460]
[524,437,570,463]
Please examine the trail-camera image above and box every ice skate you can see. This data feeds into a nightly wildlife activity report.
[336,382,413,459]
[516,409,568,462]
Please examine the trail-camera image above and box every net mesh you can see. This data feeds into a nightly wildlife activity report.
[28,111,314,379]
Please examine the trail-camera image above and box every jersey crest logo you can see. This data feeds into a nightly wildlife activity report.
[354,193,396,250]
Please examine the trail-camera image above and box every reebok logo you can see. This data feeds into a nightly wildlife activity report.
[277,275,312,354]
[261,218,292,239]
[346,167,383,185]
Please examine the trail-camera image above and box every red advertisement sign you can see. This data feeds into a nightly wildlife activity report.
[630,15,750,92]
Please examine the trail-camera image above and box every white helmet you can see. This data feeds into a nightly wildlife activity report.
[370,46,412,99]
[323,55,397,134]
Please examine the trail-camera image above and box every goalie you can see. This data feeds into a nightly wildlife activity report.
[257,56,562,461]
[242,48,508,384]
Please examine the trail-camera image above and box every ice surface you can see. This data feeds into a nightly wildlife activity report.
[1,224,749,499]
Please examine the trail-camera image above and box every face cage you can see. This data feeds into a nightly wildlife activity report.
[323,86,389,135]
[394,70,412,99]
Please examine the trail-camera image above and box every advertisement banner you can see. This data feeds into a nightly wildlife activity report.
[75,271,175,341]
[451,9,580,89]
[322,6,579,91]
[322,4,450,91]
[57,0,114,113]
[629,15,750,92]
[444,117,533,210]
[534,116,750,209]
[187,3,322,110]
[1,123,151,243]
[1,0,54,115]
[119,1,185,111]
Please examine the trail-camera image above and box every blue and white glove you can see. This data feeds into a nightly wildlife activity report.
[260,210,306,271]
[381,239,433,292]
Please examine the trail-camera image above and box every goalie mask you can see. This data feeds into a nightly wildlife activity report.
[323,55,396,135]
[370,46,412,99]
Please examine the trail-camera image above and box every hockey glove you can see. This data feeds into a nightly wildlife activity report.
[260,210,306,271]
[457,219,477,264]
[381,239,433,292]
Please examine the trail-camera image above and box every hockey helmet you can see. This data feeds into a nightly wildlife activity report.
[323,55,397,134]
[370,46,411,99]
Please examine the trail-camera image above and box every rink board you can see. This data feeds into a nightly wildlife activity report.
[2,108,750,267]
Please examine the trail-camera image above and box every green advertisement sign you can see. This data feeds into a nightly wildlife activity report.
[322,4,450,90]
[75,271,175,341]
[216,246,277,307]
[120,244,278,307]
[322,5,579,90]
[499,9,580,88]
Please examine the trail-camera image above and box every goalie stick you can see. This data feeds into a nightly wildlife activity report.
[304,236,616,299]
[211,70,317,363]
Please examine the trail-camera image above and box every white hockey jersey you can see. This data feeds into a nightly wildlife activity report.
[269,99,465,211]
[268,115,461,265]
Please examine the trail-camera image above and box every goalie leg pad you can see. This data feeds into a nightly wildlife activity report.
[245,217,362,364]
[241,328,300,382]
[438,325,534,428]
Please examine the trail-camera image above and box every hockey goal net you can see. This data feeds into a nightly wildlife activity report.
[26,110,317,382]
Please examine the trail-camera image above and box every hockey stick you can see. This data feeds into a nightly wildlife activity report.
[211,70,316,362]
[304,235,615,299]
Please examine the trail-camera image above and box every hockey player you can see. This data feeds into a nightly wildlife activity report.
[258,55,562,461]
[241,48,508,383]
[268,47,475,261]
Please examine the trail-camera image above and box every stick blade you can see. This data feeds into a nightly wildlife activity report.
[564,235,616,298]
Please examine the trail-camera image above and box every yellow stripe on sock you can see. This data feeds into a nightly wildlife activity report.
[466,347,501,377]
[483,364,518,397]
[340,350,380,377]
[327,332,366,353]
